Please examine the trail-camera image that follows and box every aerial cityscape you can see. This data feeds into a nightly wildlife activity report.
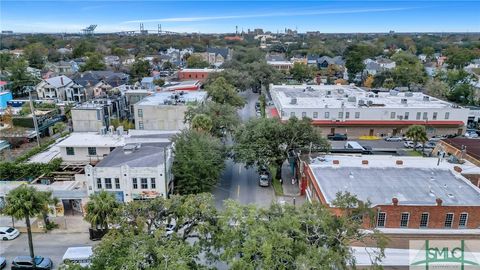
[0,0,480,269]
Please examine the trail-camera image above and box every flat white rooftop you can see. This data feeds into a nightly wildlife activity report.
[271,84,460,109]
[309,155,480,207]
[57,132,125,148]
[136,91,207,106]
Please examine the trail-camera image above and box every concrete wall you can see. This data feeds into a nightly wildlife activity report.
[134,104,188,130]
[314,126,464,138]
[60,146,112,163]
[72,108,104,132]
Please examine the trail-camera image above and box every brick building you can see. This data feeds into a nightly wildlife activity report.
[177,68,223,82]
[301,155,480,230]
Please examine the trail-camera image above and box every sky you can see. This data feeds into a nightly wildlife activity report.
[1,1,480,34]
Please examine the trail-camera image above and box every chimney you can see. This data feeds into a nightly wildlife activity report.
[362,160,369,165]
[60,76,64,85]
[396,160,403,166]
[333,160,340,165]
[392,197,398,206]
[436,198,443,206]
[453,166,462,173]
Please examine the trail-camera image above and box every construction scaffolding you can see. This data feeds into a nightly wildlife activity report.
[81,25,97,35]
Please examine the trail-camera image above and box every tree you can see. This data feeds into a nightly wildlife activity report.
[444,46,475,69]
[2,185,55,266]
[129,59,150,82]
[405,125,428,152]
[80,52,106,72]
[234,117,330,177]
[185,101,240,138]
[344,44,379,81]
[7,59,38,97]
[72,40,96,58]
[205,77,245,108]
[290,62,314,82]
[364,75,374,88]
[391,52,427,90]
[153,78,165,86]
[111,47,127,57]
[84,191,119,231]
[422,46,435,60]
[110,119,134,130]
[0,53,12,71]
[162,61,176,70]
[47,48,62,62]
[186,54,209,68]
[172,130,225,194]
[424,79,449,98]
[191,114,213,132]
[24,42,47,69]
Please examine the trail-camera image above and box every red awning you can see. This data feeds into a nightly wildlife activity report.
[310,120,464,127]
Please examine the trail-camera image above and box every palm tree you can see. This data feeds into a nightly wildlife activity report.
[84,191,119,231]
[405,125,428,152]
[2,185,54,265]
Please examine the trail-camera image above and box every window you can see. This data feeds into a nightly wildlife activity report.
[115,178,120,189]
[404,112,409,120]
[290,112,295,118]
[105,178,112,189]
[444,213,454,228]
[151,178,156,189]
[445,112,450,119]
[141,178,148,189]
[345,112,350,119]
[459,213,468,228]
[355,112,360,119]
[325,112,330,119]
[96,110,101,120]
[132,178,138,189]
[137,109,143,117]
[420,213,429,228]
[423,112,428,120]
[338,112,343,119]
[377,212,386,227]
[88,147,97,156]
[96,178,102,189]
[390,112,396,119]
[433,112,438,120]
[313,112,318,119]
[66,147,75,156]
[400,212,410,228]
[302,112,306,118]
[416,112,421,120]
[139,121,144,130]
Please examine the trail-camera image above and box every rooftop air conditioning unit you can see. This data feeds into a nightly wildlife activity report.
[389,90,399,96]
[348,96,357,102]
[401,98,408,104]
[405,92,413,97]
[423,96,430,101]
[358,99,365,106]
[290,98,297,105]
[367,100,373,106]
[337,89,344,94]
[326,90,332,95]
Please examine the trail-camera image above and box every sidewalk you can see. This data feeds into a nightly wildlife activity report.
[50,215,90,234]
[280,160,300,196]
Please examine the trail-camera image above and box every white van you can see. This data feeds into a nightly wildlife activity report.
[62,246,93,267]
[344,141,365,150]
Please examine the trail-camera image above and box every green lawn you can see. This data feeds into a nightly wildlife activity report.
[269,165,284,196]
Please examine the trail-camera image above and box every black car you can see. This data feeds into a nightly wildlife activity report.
[0,257,6,269]
[11,256,52,270]
[327,133,348,141]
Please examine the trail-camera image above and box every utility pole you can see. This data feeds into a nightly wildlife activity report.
[27,86,41,147]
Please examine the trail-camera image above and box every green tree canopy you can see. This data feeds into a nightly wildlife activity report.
[205,76,245,107]
[186,54,209,68]
[80,52,106,72]
[7,59,38,97]
[191,113,213,132]
[290,62,315,82]
[391,51,427,89]
[129,59,151,82]
[24,42,47,69]
[72,40,96,58]
[444,46,477,69]
[185,101,240,138]
[172,129,225,194]
[405,125,428,151]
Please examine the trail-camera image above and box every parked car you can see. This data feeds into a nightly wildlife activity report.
[255,101,261,111]
[0,257,6,269]
[0,227,20,240]
[423,142,437,149]
[258,166,271,187]
[327,133,348,141]
[465,130,479,138]
[11,256,52,270]
[403,141,423,148]
[384,136,403,142]
[62,247,93,267]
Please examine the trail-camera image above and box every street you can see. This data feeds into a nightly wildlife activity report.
[212,90,276,208]
[0,233,94,270]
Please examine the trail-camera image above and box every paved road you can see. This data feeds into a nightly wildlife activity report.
[0,233,94,270]
[330,139,405,150]
[213,90,275,208]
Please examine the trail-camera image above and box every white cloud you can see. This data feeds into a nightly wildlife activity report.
[121,7,412,24]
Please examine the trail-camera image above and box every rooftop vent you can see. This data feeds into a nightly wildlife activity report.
[405,92,413,97]
[389,90,399,96]
[401,98,408,104]
[290,98,297,105]
[347,96,357,102]
[337,89,344,94]
[423,96,430,102]
[326,90,332,95]
[358,99,365,106]
[367,100,373,106]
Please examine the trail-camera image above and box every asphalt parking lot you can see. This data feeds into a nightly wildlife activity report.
[329,139,406,150]
[0,232,95,270]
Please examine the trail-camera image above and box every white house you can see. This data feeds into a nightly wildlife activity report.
[85,141,174,202]
[36,75,86,102]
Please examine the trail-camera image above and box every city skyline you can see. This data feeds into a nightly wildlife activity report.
[1,1,480,34]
